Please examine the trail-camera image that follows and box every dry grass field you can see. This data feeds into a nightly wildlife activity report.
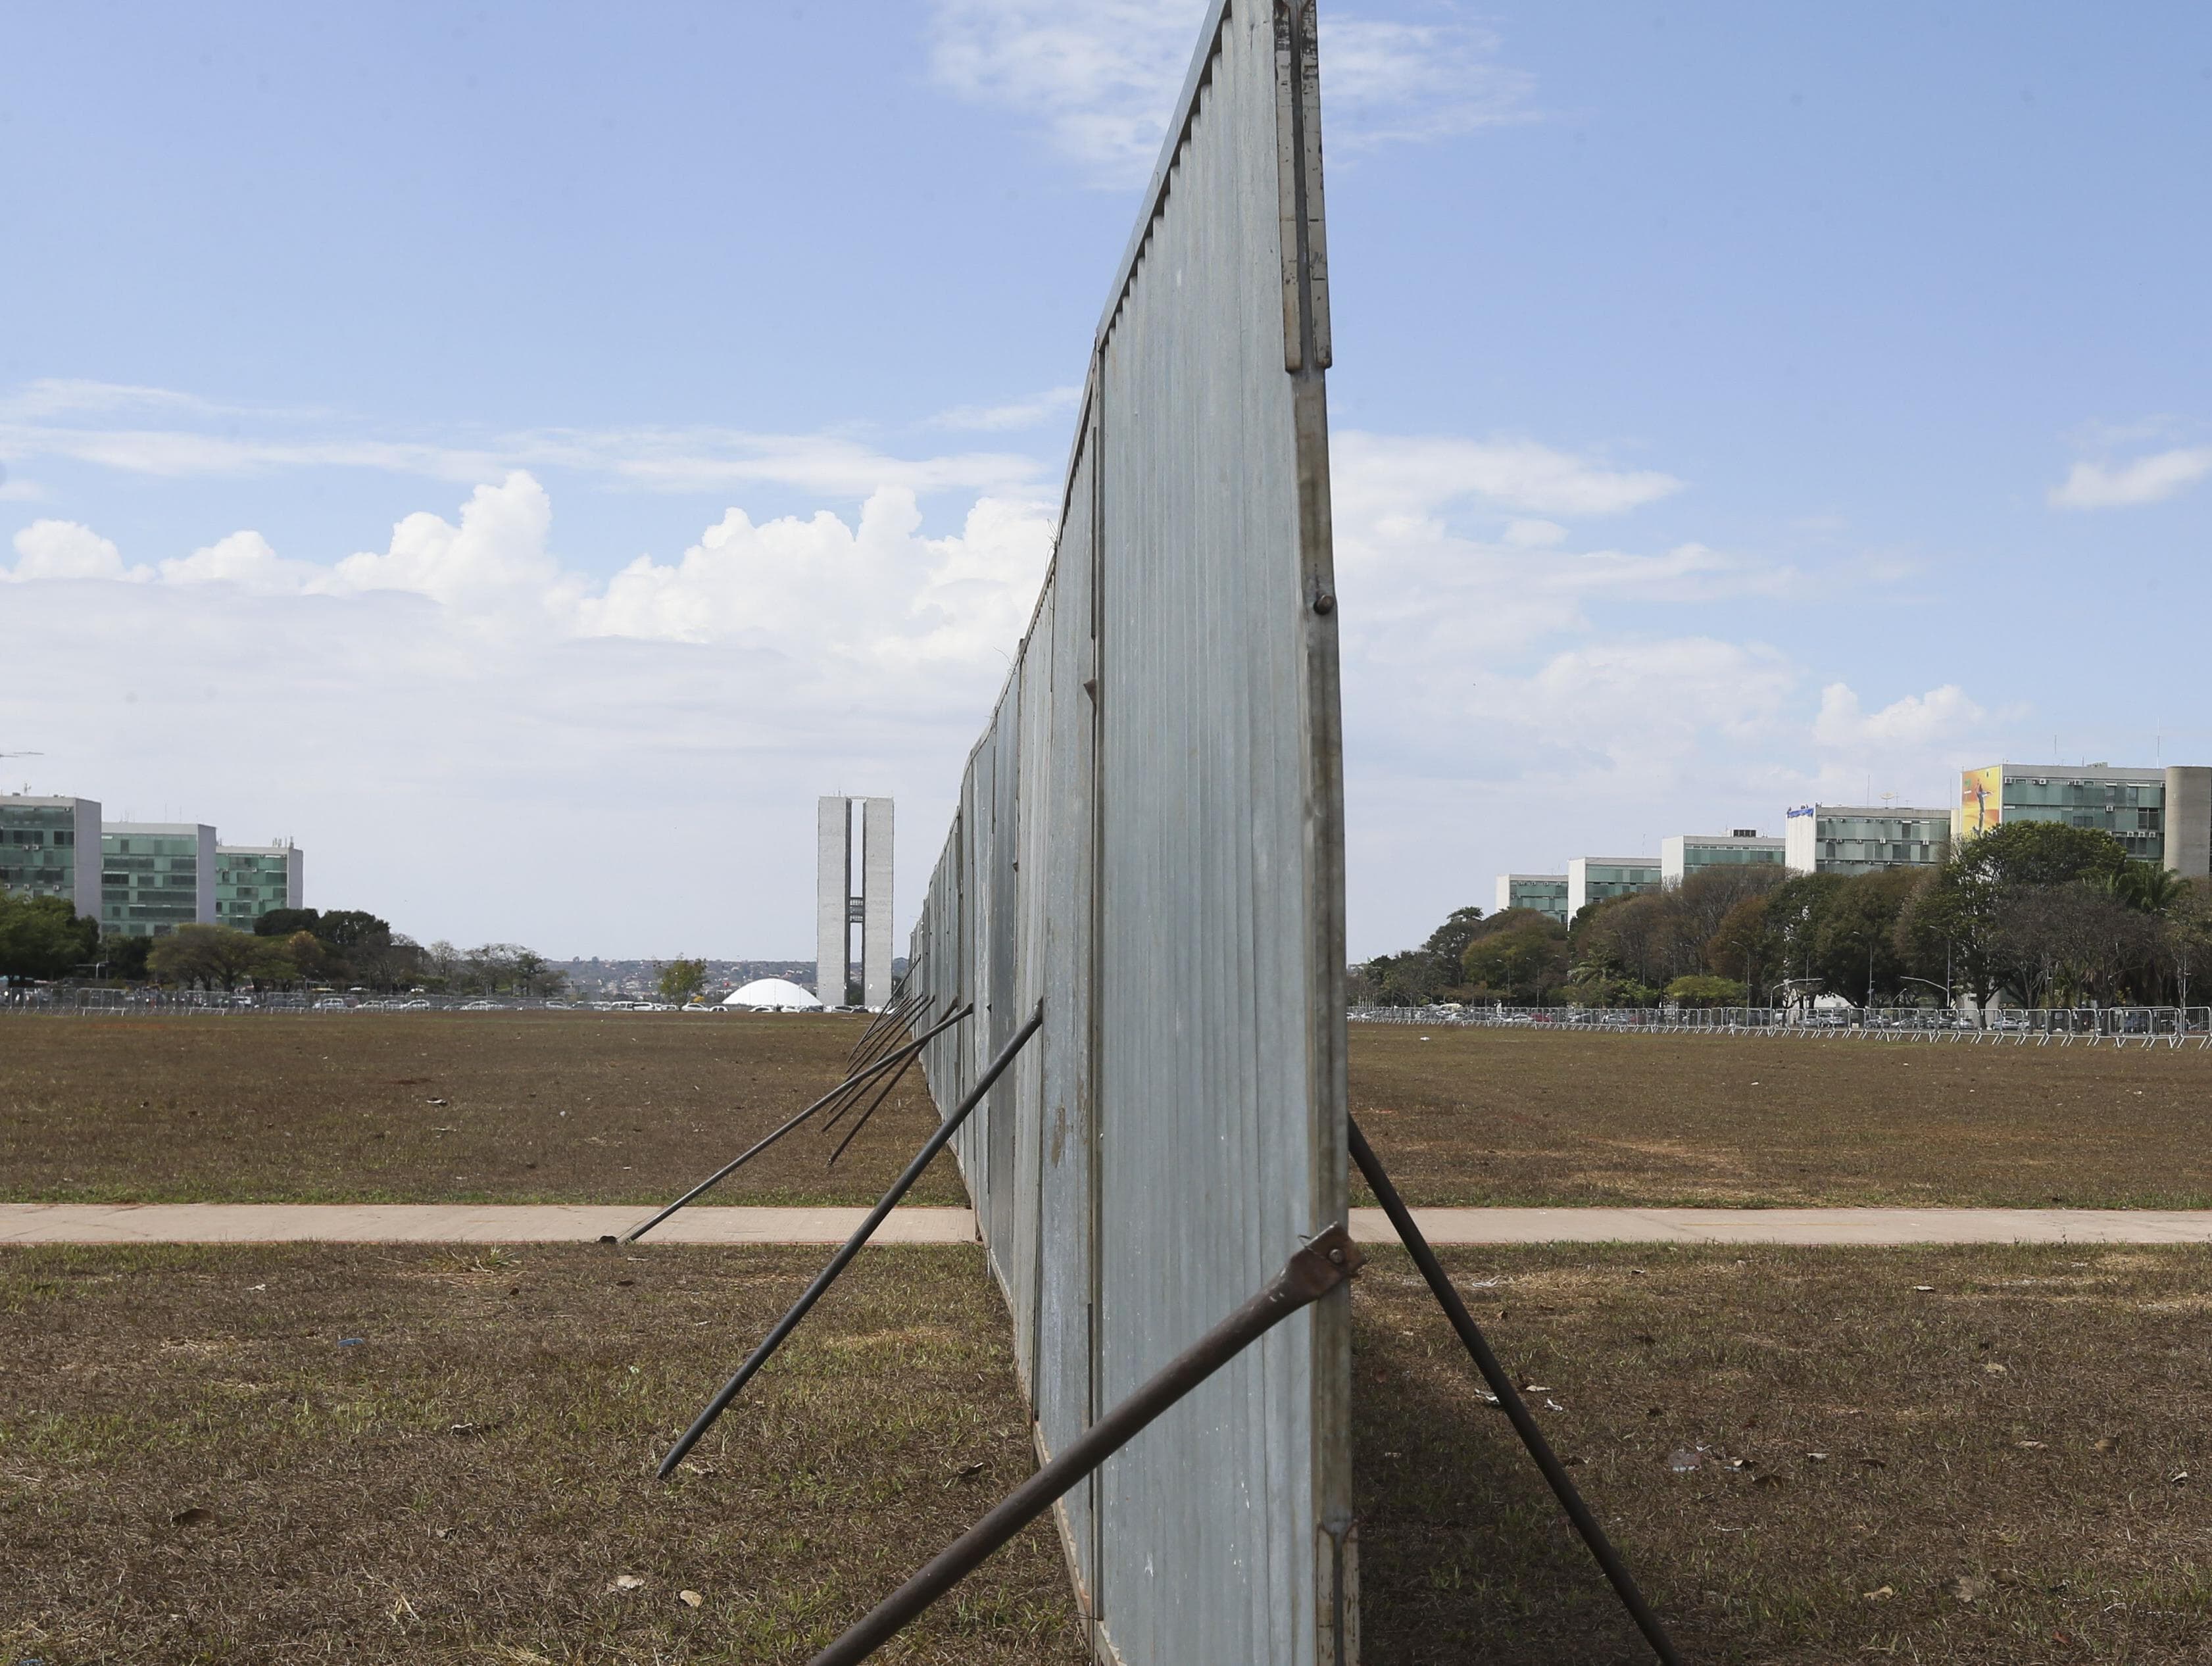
[7,1014,2212,1663]
[1352,1242,2212,1665]
[7,1238,2207,1665]
[0,1012,957,1208]
[0,1241,1082,1666]
[1350,1023,2212,1209]
[10,1013,2212,1210]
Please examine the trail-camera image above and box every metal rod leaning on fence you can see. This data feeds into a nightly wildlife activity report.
[821,1035,932,1169]
[828,997,921,1100]
[1347,1114,1686,1666]
[619,1002,973,1245]
[656,1001,1045,1479]
[819,996,933,1139]
[843,971,927,1075]
[800,1219,1364,1666]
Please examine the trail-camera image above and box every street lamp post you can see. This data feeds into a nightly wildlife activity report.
[1899,974,1952,1023]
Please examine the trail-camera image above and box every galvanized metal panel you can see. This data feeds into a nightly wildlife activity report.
[1032,413,1100,1613]
[983,681,1022,1294]
[1005,583,1057,1392]
[910,4,1345,1660]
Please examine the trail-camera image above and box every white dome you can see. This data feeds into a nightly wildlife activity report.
[722,977,823,1010]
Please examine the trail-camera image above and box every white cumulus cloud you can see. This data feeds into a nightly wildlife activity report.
[1813,681,1986,748]
[6,520,145,583]
[324,472,570,616]
[159,530,316,593]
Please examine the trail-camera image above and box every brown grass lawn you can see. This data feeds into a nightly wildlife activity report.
[7,1240,2207,1665]
[0,1242,1083,1666]
[12,1014,2212,1211]
[0,1013,962,1208]
[1351,1023,2212,1209]
[1353,1242,2212,1665]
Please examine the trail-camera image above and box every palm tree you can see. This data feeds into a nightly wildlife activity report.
[2103,864,2189,915]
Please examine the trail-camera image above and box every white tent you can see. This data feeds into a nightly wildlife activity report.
[722,977,823,1011]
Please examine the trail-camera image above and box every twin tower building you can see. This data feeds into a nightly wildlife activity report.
[816,795,893,1011]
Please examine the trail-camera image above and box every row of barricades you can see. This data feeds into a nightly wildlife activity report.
[1348,1004,2212,1048]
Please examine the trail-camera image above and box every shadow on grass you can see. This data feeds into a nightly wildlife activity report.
[1356,1334,1660,1666]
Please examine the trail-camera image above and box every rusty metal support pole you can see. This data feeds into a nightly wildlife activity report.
[656,1002,1045,1478]
[820,997,934,1138]
[620,1004,971,1245]
[846,980,924,1075]
[822,1039,927,1168]
[804,1222,1363,1666]
[1347,1115,1685,1666]
[821,994,940,1135]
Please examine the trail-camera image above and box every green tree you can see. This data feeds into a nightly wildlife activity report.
[659,956,710,1004]
[0,893,100,979]
[1810,868,1919,1005]
[2163,881,2212,1007]
[2103,864,2189,915]
[1703,894,1777,997]
[1665,973,1746,1007]
[99,933,153,981]
[1898,823,2130,1009]
[1564,962,1655,1007]
[1419,907,1487,971]
[280,930,333,985]
[314,910,392,950]
[254,907,321,939]
[147,925,293,990]
[1461,913,1569,1004]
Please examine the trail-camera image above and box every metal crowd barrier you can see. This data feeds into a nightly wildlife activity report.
[1348,1004,2212,1048]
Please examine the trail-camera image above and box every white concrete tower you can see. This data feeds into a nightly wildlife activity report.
[860,797,894,1009]
[815,796,852,1008]
[816,795,896,1009]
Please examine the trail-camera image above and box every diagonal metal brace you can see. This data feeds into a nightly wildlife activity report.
[620,1002,971,1244]
[1348,1114,1685,1666]
[656,1001,1045,1477]
[804,1221,1364,1665]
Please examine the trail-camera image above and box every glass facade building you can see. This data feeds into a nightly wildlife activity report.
[1784,805,1952,876]
[1661,831,1786,888]
[101,823,218,937]
[1565,856,1661,921]
[1494,873,1568,925]
[0,795,102,918]
[1955,764,2212,877]
[216,843,304,929]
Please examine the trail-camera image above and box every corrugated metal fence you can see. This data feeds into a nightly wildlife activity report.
[909,5,1351,1661]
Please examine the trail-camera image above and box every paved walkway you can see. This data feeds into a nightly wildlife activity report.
[0,1204,979,1245]
[1348,1206,2212,1246]
[7,1202,2212,1247]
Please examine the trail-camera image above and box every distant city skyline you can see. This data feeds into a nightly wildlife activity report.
[5,3,2207,958]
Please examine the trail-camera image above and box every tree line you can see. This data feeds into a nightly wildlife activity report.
[1353,821,2212,1011]
[0,896,565,997]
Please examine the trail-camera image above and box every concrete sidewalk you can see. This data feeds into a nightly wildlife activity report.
[0,1203,980,1246]
[1347,1206,2212,1246]
[6,1202,2212,1247]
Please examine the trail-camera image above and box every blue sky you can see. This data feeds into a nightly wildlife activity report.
[5,2,2209,958]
